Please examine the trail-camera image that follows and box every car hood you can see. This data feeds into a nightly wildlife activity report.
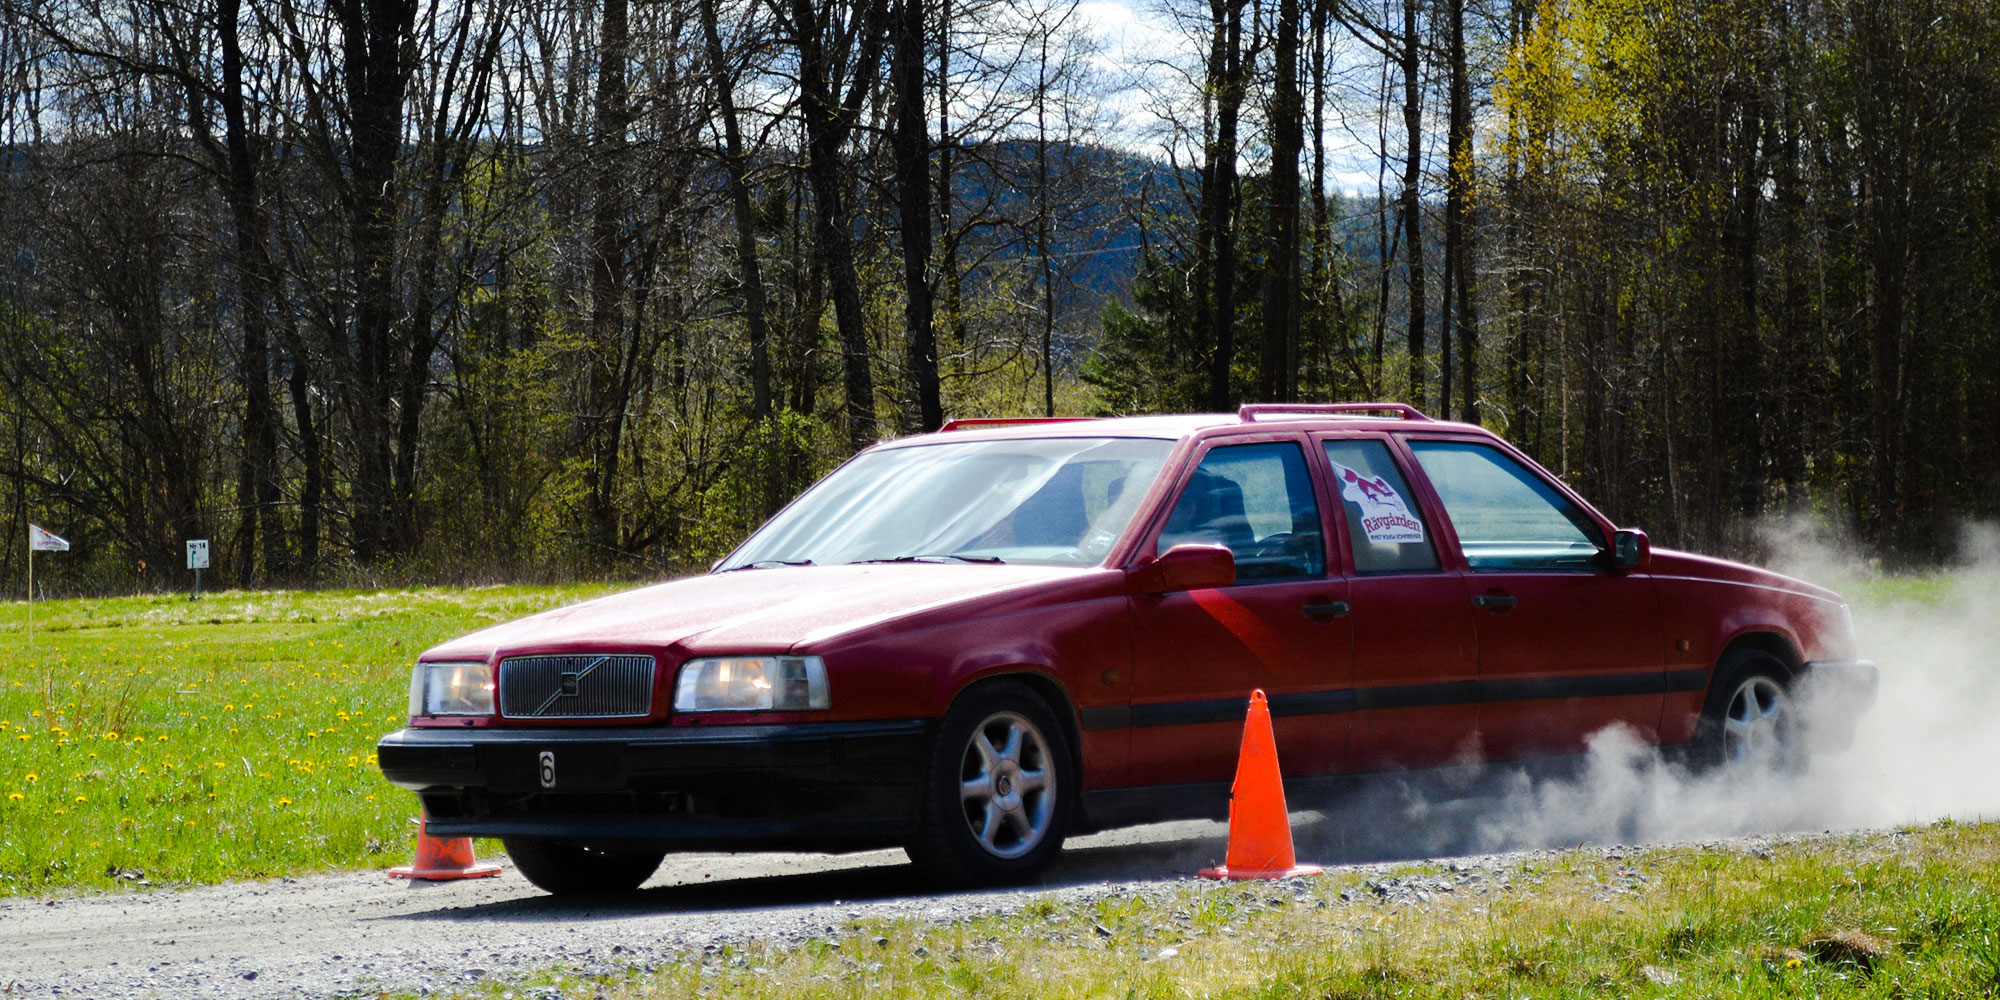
[421,563,1108,660]
[1647,547,1845,605]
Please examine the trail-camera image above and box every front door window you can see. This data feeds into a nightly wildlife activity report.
[1156,442,1324,580]
[1406,441,1602,570]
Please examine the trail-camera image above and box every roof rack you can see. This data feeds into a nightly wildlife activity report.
[938,416,1101,432]
[1237,402,1432,422]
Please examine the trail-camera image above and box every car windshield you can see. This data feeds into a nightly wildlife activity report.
[718,437,1176,569]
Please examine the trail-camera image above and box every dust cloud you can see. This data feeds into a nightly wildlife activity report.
[1296,521,2000,862]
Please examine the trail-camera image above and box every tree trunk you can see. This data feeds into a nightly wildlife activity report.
[333,0,416,563]
[936,0,966,370]
[1260,0,1302,403]
[1445,0,1477,424]
[1203,0,1247,411]
[892,0,942,430]
[1399,0,1426,408]
[790,0,888,449]
[700,0,773,420]
[217,0,282,583]
[582,0,632,551]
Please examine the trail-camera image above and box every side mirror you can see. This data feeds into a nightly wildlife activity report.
[1612,528,1650,570]
[1131,543,1237,594]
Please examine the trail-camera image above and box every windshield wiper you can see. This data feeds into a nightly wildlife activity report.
[720,559,816,572]
[851,554,1005,565]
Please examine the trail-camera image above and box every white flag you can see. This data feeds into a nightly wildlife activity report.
[28,525,69,552]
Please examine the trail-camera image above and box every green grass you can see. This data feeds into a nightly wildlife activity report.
[0,583,624,895]
[1844,572,1962,607]
[435,821,2000,1000]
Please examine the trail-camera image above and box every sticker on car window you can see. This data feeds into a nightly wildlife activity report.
[1329,460,1425,544]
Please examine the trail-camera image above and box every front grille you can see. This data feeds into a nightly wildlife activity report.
[497,654,656,719]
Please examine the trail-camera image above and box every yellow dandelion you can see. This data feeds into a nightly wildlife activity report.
[277,797,293,807]
[73,795,86,803]
[1786,958,1802,969]
[7,793,21,801]
[103,732,118,740]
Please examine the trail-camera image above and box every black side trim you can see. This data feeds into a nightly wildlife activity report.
[1079,706,1131,732]
[1664,668,1710,693]
[1353,680,1481,711]
[1131,697,1254,728]
[1269,688,1359,718]
[1085,668,1708,732]
[1473,669,1698,703]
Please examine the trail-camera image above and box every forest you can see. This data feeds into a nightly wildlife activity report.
[0,0,1995,594]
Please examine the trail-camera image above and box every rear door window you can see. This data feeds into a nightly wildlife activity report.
[1406,440,1603,571]
[1322,438,1439,574]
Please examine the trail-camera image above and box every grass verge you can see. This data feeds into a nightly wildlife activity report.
[0,584,622,895]
[442,821,2000,1000]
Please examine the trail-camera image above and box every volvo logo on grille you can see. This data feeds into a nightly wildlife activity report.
[538,750,556,788]
[527,655,612,716]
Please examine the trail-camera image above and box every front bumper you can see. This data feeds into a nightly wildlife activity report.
[376,719,931,850]
[1798,658,1878,753]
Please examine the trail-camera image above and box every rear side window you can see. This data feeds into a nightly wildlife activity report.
[1322,439,1439,574]
[1156,442,1324,581]
[1407,440,1602,571]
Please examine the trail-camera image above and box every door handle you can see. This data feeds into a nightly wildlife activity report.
[1301,600,1350,619]
[1473,593,1518,610]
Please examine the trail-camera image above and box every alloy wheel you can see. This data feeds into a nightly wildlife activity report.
[956,711,1056,859]
[1720,675,1788,766]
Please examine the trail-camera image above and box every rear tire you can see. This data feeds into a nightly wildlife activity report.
[906,680,1074,888]
[1690,649,1802,772]
[502,838,666,895]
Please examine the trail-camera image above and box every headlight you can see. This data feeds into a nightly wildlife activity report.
[674,656,830,712]
[408,661,495,717]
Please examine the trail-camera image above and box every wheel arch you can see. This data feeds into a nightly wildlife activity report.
[1703,630,1804,710]
[1719,629,1803,680]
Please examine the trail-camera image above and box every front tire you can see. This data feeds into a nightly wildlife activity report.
[906,680,1074,887]
[501,838,666,895]
[1690,649,1801,772]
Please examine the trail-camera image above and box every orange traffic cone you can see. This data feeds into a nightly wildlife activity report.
[388,813,503,881]
[1198,689,1322,880]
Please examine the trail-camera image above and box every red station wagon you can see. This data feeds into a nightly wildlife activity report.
[378,404,1876,894]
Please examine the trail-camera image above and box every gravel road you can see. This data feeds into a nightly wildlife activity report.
[0,819,1248,999]
[0,807,1830,1000]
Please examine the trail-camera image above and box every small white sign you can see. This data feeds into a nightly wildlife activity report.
[1329,461,1426,545]
[186,539,210,570]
